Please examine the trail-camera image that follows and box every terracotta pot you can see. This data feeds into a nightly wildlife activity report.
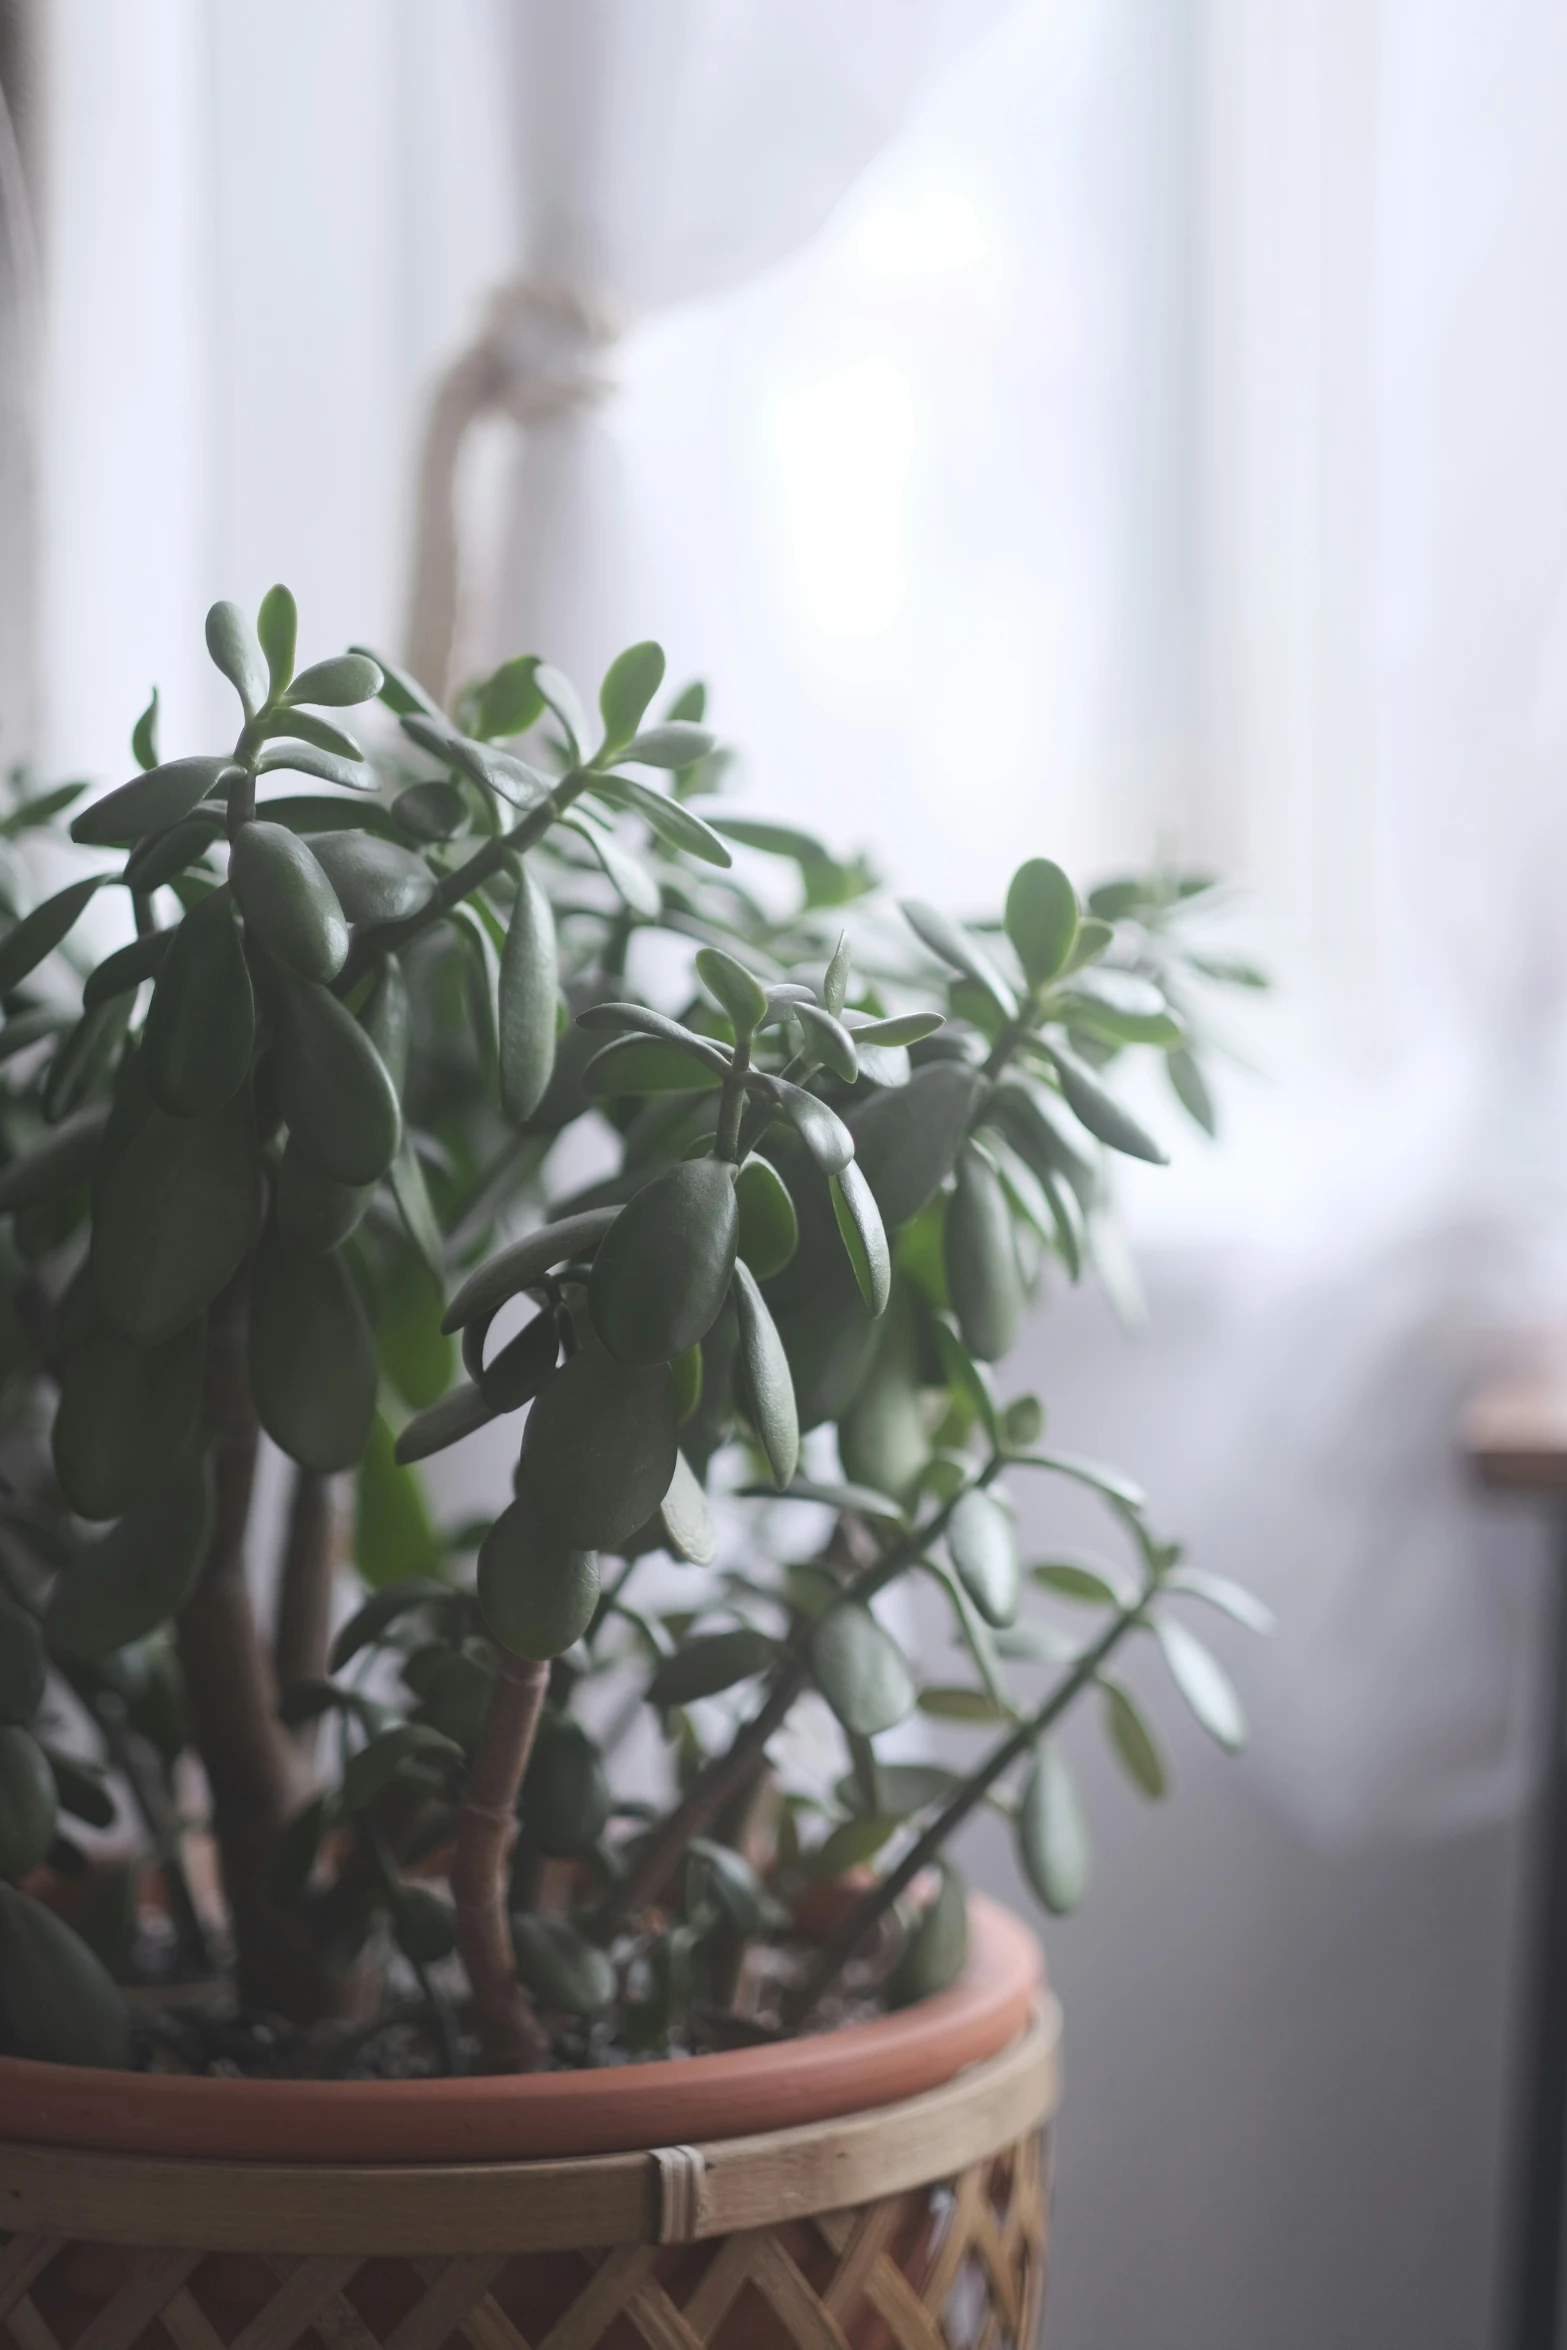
[0,1896,1059,2350]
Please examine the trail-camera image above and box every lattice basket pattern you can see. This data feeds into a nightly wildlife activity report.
[0,2127,1047,2350]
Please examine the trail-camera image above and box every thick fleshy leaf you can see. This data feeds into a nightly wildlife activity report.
[354,1414,441,1587]
[887,1864,968,2007]
[0,877,108,995]
[472,654,544,740]
[1162,1567,1274,1634]
[0,1884,129,2066]
[0,1597,44,1727]
[736,1154,798,1279]
[388,1136,443,1284]
[1155,1617,1247,1751]
[588,1159,738,1366]
[287,652,384,707]
[536,664,589,757]
[122,808,226,894]
[511,1914,615,2015]
[231,822,349,982]
[393,781,467,841]
[754,1076,853,1176]
[275,1142,371,1254]
[205,600,267,717]
[45,1456,214,1661]
[42,997,130,1125]
[829,1160,890,1316]
[943,1143,1021,1363]
[517,1349,678,1547]
[273,977,401,1186]
[812,1604,916,1737]
[697,949,768,1040]
[143,892,255,1118]
[442,1209,618,1334]
[498,861,557,1122]
[92,1092,259,1343]
[1102,1681,1167,1797]
[1045,1047,1167,1165]
[52,1321,204,1522]
[257,584,297,697]
[255,739,372,792]
[945,1487,1020,1627]
[522,1718,612,1858]
[394,1380,496,1466]
[598,641,666,755]
[592,774,732,866]
[352,643,439,720]
[249,1235,377,1473]
[71,758,232,848]
[254,707,365,763]
[710,814,830,862]
[649,1627,777,1708]
[0,1727,58,1880]
[584,1036,725,1095]
[565,817,661,917]
[83,929,172,1009]
[477,1494,599,1660]
[361,955,410,1094]
[731,1258,799,1488]
[305,831,434,926]
[793,1001,857,1081]
[1167,1046,1217,1136]
[1004,859,1078,987]
[838,1283,927,1503]
[618,722,716,768]
[848,1061,985,1232]
[901,900,1018,1019]
[659,1449,717,1564]
[1018,1742,1090,1914]
[468,1303,558,1413]
[0,1105,107,1214]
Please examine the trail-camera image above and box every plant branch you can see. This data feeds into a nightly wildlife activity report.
[595,1477,984,1941]
[451,1651,551,2069]
[338,770,593,989]
[176,1270,329,2019]
[274,1467,338,1748]
[787,1592,1149,2025]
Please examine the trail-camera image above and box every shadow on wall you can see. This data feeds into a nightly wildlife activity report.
[944,1254,1532,2350]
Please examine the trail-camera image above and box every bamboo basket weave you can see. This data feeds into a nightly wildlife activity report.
[0,2001,1058,2350]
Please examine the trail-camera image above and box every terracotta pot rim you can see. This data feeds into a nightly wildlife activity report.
[0,1894,1041,2165]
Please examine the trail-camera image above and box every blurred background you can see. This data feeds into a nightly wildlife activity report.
[5,1,1567,2342]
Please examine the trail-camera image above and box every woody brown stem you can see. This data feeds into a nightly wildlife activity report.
[452,1652,551,2069]
[176,1273,339,2021]
[274,1467,338,1748]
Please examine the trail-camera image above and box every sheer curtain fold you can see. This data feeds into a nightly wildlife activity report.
[1155,0,1567,1840]
[432,0,1016,690]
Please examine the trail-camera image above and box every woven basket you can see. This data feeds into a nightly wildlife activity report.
[0,1999,1057,2350]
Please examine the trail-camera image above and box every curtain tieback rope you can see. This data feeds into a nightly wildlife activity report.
[404,273,621,703]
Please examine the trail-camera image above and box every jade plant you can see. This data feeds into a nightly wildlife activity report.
[0,592,1267,2073]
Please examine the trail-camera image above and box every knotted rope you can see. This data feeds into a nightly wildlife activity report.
[404,274,620,703]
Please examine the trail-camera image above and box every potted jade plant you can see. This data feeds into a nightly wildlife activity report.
[0,594,1265,2350]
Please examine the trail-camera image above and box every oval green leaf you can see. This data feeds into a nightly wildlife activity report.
[517,1350,678,1548]
[231,821,349,982]
[45,1456,214,1661]
[143,892,256,1118]
[52,1320,205,1522]
[249,1234,377,1473]
[477,1495,599,1660]
[944,1143,1022,1363]
[498,861,557,1123]
[588,1158,738,1367]
[812,1604,916,1738]
[273,977,401,1186]
[92,1092,259,1343]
